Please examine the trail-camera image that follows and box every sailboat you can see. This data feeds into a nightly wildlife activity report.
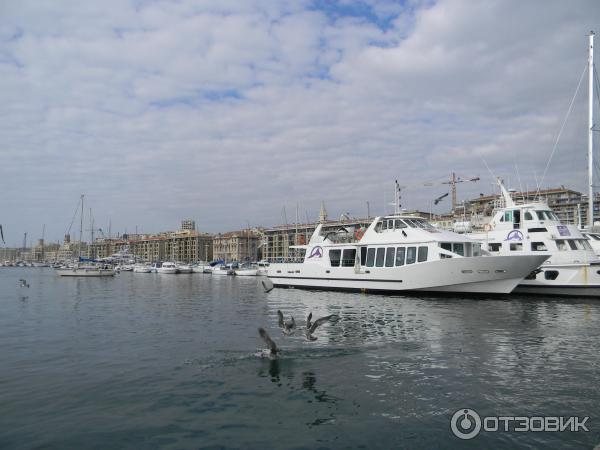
[55,195,115,277]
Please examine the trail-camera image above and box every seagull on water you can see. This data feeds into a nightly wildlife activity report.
[19,279,29,288]
[258,328,279,356]
[277,310,296,335]
[305,313,340,341]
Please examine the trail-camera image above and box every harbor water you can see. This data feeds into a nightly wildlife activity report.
[1,268,599,449]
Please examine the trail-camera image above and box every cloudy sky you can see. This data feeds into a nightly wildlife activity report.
[1,0,598,244]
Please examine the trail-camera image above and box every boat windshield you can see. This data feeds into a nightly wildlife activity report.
[402,218,436,230]
[535,210,559,221]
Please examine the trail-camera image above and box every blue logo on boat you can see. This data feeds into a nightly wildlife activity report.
[557,225,570,236]
[308,246,323,259]
[505,230,524,241]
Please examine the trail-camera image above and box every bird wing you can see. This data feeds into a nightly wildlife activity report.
[277,310,284,328]
[309,314,340,333]
[0,224,4,244]
[306,312,312,328]
[258,328,278,354]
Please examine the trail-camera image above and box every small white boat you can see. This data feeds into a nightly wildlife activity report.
[133,263,153,273]
[176,263,193,273]
[156,262,178,274]
[235,263,258,276]
[212,264,234,276]
[256,260,270,276]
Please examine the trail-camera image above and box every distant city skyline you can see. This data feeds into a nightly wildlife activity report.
[1,0,599,243]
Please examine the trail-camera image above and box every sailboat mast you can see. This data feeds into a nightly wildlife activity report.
[79,194,84,260]
[588,31,595,230]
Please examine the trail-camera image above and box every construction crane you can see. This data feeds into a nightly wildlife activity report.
[440,173,480,211]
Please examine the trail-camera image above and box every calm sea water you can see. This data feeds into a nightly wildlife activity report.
[1,268,599,449]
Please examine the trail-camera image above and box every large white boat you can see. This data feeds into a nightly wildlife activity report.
[267,209,549,295]
[468,181,600,296]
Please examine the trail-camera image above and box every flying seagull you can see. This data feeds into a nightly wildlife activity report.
[305,313,340,341]
[262,278,274,293]
[258,328,279,355]
[19,279,29,288]
[277,310,296,335]
[0,224,4,244]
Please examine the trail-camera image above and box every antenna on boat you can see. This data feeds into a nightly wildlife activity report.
[587,30,595,230]
[394,180,402,214]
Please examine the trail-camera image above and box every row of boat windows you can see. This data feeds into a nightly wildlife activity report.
[488,239,592,252]
[499,210,559,223]
[328,246,429,267]
[375,218,435,232]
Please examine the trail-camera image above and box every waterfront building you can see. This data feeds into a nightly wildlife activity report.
[212,230,261,262]
[181,219,196,231]
[89,230,213,263]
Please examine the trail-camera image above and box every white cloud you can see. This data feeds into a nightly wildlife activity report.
[0,0,599,242]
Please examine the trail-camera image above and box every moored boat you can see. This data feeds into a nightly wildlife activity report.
[267,206,549,295]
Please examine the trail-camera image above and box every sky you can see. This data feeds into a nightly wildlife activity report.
[1,0,599,244]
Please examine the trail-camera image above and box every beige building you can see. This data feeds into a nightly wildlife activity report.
[212,230,260,262]
[89,230,213,263]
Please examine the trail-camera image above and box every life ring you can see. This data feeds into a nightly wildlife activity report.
[355,229,364,240]
[484,223,492,232]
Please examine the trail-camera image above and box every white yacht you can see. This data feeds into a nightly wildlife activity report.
[468,181,600,296]
[256,260,270,276]
[56,263,116,277]
[156,261,178,274]
[582,232,600,256]
[176,263,193,273]
[212,264,234,276]
[235,263,258,276]
[133,263,153,273]
[267,211,549,295]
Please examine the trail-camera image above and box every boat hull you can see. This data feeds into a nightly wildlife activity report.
[56,267,115,277]
[267,255,548,295]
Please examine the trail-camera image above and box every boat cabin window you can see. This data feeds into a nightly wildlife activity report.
[524,211,534,221]
[504,211,513,222]
[556,240,567,251]
[589,234,600,241]
[567,240,578,250]
[417,246,428,262]
[582,240,593,250]
[489,243,501,252]
[513,210,521,229]
[342,249,356,267]
[528,228,547,233]
[366,248,376,267]
[395,247,405,266]
[360,247,367,266]
[406,247,416,264]
[440,243,452,251]
[544,270,559,280]
[510,243,523,251]
[329,249,341,267]
[395,219,407,229]
[531,242,547,251]
[473,243,482,256]
[535,210,558,221]
[385,248,395,267]
[388,220,395,229]
[375,248,385,267]
[453,243,464,256]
